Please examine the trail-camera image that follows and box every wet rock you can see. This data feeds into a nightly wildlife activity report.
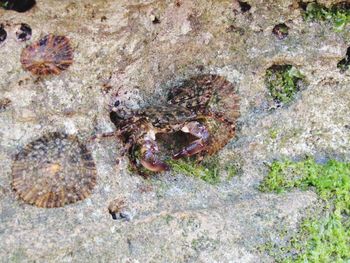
[0,0,349,262]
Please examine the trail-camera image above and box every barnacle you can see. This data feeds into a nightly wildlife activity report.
[11,132,96,208]
[20,34,74,76]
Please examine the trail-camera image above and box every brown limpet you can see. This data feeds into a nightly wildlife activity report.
[11,132,96,208]
[20,34,74,76]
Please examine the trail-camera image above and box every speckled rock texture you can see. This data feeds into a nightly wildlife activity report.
[0,0,349,262]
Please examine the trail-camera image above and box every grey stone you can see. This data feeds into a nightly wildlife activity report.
[0,0,349,262]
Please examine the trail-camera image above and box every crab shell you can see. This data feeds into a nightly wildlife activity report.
[167,74,240,157]
[110,74,240,175]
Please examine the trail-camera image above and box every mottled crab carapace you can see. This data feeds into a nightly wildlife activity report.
[108,74,240,176]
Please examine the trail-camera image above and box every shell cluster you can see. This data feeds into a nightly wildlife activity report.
[20,34,74,76]
[11,132,96,208]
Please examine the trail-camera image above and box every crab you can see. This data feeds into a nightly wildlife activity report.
[105,74,239,175]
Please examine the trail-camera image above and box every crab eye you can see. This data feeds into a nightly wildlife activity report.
[114,100,120,107]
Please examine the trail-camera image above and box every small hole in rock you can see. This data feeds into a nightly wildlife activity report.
[16,23,32,41]
[0,98,12,112]
[0,0,36,12]
[0,26,7,44]
[151,15,161,24]
[110,212,118,220]
[272,23,289,40]
[298,1,308,11]
[108,198,127,220]
[337,46,350,72]
[238,1,251,12]
[265,65,304,104]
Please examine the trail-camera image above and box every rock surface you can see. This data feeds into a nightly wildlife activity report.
[0,0,349,262]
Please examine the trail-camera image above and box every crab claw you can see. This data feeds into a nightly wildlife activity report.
[173,121,210,159]
[173,140,206,159]
[140,139,169,172]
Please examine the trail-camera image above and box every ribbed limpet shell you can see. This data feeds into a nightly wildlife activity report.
[11,132,96,208]
[20,34,74,76]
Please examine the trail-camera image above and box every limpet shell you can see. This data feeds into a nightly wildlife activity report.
[11,132,96,208]
[20,34,74,76]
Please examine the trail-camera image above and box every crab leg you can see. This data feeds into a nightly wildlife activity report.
[173,121,210,159]
[89,131,120,142]
[140,134,170,172]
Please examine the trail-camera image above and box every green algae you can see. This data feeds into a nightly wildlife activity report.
[304,2,350,31]
[168,158,221,185]
[265,65,304,104]
[259,158,350,262]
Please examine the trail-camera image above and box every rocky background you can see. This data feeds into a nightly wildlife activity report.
[0,0,349,262]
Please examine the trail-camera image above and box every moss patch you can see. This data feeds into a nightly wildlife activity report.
[169,157,241,184]
[265,65,304,104]
[304,2,350,31]
[0,1,9,8]
[269,128,279,140]
[168,158,221,185]
[259,158,350,262]
[225,163,239,180]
